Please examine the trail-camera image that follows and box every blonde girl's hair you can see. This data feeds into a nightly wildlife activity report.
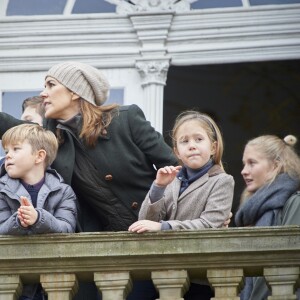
[246,134,300,181]
[56,99,119,147]
[171,110,224,169]
[2,123,58,168]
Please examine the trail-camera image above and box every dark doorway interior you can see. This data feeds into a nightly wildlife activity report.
[163,60,300,221]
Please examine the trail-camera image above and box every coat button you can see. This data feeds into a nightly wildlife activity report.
[131,202,139,210]
[105,174,113,181]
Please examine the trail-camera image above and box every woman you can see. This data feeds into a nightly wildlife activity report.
[0,61,178,299]
[0,61,177,232]
[235,134,300,300]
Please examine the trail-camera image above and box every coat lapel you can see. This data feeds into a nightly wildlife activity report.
[178,174,209,201]
[176,165,224,202]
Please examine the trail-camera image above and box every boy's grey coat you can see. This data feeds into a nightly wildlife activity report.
[0,168,77,235]
[139,165,234,229]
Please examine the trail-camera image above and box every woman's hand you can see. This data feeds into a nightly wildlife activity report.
[155,165,182,187]
[18,196,38,227]
[128,220,162,233]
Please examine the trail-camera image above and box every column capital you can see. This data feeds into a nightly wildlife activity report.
[136,59,170,86]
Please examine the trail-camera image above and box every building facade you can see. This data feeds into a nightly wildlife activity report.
[0,0,300,209]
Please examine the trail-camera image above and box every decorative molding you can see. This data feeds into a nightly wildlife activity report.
[1,6,300,71]
[136,59,170,86]
[105,0,197,14]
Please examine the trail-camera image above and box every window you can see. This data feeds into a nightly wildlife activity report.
[6,0,67,16]
[250,0,300,5]
[72,0,116,14]
[107,88,124,105]
[191,0,242,9]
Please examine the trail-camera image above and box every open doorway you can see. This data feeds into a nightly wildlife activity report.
[163,60,300,217]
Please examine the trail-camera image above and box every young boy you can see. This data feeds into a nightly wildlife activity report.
[21,96,44,126]
[0,123,77,299]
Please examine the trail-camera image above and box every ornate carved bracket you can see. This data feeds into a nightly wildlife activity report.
[105,0,197,14]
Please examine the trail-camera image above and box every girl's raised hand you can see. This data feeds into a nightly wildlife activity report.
[155,165,182,187]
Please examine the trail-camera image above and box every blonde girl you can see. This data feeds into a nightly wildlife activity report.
[235,135,300,300]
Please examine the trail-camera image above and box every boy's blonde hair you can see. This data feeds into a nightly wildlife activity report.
[2,124,58,168]
[171,110,224,169]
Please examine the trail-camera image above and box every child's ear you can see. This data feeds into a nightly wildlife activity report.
[211,141,217,155]
[35,149,46,164]
[173,147,181,159]
[71,92,80,101]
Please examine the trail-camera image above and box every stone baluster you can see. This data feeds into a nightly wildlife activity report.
[152,269,189,300]
[40,273,78,300]
[94,271,132,300]
[0,275,22,300]
[264,266,299,300]
[207,268,244,300]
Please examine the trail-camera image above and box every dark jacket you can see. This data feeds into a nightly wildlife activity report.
[246,191,300,300]
[0,167,77,235]
[0,105,177,231]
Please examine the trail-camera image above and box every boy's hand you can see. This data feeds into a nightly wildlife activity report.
[155,165,182,187]
[20,196,31,206]
[18,196,38,227]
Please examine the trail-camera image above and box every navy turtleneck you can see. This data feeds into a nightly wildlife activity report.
[177,159,214,195]
[21,177,45,207]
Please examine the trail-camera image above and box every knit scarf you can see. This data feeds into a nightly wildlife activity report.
[235,173,299,227]
[236,173,299,300]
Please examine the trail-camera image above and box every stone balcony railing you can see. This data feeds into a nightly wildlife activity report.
[0,226,299,300]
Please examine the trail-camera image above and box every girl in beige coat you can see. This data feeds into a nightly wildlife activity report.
[129,110,234,232]
[129,110,234,300]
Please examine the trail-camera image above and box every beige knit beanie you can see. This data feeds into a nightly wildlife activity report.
[46,61,110,106]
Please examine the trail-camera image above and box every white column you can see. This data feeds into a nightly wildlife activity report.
[130,11,173,132]
[94,271,132,300]
[136,59,170,132]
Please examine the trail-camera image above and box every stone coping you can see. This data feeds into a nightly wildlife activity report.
[0,226,299,281]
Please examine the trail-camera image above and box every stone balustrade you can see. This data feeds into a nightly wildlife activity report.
[0,226,299,300]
